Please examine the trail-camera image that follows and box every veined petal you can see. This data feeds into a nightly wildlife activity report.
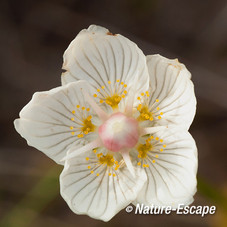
[60,148,147,221]
[133,127,197,208]
[61,25,149,111]
[14,81,100,164]
[136,54,196,129]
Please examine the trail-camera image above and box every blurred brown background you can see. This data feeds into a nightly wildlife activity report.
[0,0,227,226]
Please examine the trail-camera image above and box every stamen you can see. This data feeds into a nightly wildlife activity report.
[140,126,167,136]
[120,150,135,178]
[82,90,108,121]
[125,88,136,116]
[61,138,102,161]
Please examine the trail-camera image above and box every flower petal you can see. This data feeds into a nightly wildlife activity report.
[145,54,196,129]
[61,25,149,104]
[14,81,100,164]
[60,148,147,221]
[133,127,197,208]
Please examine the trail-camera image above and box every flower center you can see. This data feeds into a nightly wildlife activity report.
[98,112,139,152]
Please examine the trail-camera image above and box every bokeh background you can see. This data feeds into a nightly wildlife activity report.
[0,0,227,226]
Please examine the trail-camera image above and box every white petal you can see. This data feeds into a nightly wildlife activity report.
[61,25,149,104]
[60,149,147,221]
[146,54,196,129]
[133,127,197,208]
[14,81,100,164]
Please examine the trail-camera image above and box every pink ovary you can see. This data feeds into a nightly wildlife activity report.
[98,112,139,152]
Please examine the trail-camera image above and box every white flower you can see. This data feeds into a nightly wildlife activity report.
[14,25,197,221]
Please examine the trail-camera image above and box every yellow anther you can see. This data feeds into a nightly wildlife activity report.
[84,131,88,134]
[137,104,142,110]
[163,144,166,148]
[122,95,125,98]
[115,161,118,164]
[152,160,156,163]
[87,166,91,169]
[101,86,105,89]
[156,107,160,110]
[71,132,75,135]
[156,99,159,102]
[160,148,163,152]
[138,154,141,158]
[116,79,120,82]
[108,173,112,176]
[155,137,159,141]
[82,107,85,110]
[70,126,74,130]
[76,105,80,108]
[160,112,163,115]
[114,167,118,171]
[87,115,92,121]
[143,164,146,167]
[158,116,162,119]
[160,139,163,143]
[123,90,127,94]
[111,158,115,162]
[121,82,124,85]
[97,89,100,92]
[97,153,102,158]
[113,173,116,177]
[145,114,149,119]
[146,164,149,167]
[100,100,104,103]
[146,91,149,96]
[150,136,154,139]
[141,92,144,96]
[87,108,90,111]
[71,118,74,121]
[155,155,159,158]
[149,117,153,121]
[91,170,94,174]
[96,173,100,176]
[108,81,111,84]
[124,84,127,88]
[93,149,97,153]
[72,110,75,114]
[137,97,141,100]
[77,134,84,138]
[137,162,141,166]
[85,157,89,161]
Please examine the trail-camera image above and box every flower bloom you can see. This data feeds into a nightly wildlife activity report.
[14,25,197,221]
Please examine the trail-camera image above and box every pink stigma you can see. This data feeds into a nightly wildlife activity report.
[98,112,139,152]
